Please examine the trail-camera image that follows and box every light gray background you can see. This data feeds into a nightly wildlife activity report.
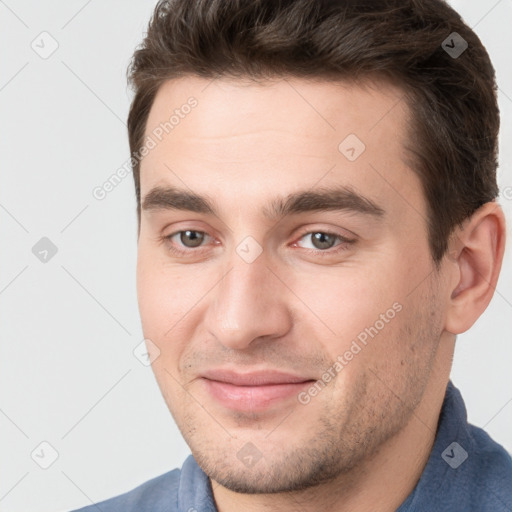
[1,1,511,511]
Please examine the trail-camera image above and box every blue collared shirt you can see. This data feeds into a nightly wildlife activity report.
[72,381,512,511]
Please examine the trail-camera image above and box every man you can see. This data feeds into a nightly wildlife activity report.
[74,0,512,510]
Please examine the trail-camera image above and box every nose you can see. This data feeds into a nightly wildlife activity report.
[203,249,292,350]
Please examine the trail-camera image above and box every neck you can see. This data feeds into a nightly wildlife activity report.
[211,338,454,512]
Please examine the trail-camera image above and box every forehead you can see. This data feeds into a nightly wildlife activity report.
[144,75,409,144]
[140,75,424,223]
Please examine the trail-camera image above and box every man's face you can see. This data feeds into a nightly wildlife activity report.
[136,76,448,493]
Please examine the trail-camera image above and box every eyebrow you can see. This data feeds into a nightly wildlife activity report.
[141,185,385,220]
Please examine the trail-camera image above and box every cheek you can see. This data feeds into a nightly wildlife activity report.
[287,265,415,383]
[291,266,397,339]
[137,248,191,320]
[136,268,168,335]
[137,252,187,340]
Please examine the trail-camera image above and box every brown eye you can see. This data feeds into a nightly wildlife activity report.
[310,232,337,250]
[163,229,216,258]
[297,231,342,251]
[293,229,356,258]
[178,230,206,248]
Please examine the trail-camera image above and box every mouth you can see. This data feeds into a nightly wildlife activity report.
[199,369,315,411]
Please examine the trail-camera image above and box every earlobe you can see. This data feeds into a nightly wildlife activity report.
[444,202,506,335]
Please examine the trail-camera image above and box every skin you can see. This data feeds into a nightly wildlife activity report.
[136,76,506,512]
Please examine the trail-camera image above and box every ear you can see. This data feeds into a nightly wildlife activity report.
[444,202,506,335]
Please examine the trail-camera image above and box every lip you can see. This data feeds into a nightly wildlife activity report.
[200,369,315,412]
[201,369,313,386]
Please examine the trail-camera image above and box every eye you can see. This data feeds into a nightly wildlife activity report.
[294,230,355,253]
[164,230,212,253]
[176,230,206,248]
[162,228,355,259]
[299,232,338,250]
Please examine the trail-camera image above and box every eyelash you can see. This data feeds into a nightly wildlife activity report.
[162,229,356,258]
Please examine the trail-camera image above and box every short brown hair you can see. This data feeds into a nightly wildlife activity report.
[127,0,499,263]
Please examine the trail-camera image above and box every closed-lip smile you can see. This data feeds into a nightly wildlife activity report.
[200,368,315,411]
